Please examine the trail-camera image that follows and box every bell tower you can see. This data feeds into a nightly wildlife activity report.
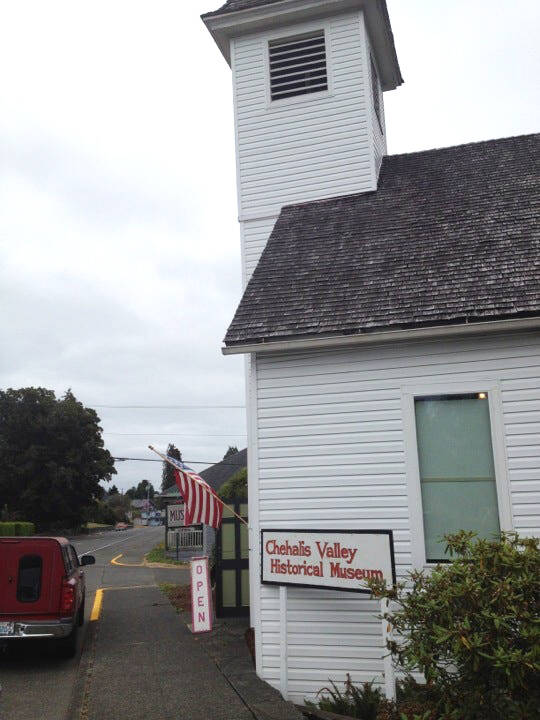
[202,0,402,284]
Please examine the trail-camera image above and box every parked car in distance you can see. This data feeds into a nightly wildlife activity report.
[114,522,129,531]
[0,536,95,657]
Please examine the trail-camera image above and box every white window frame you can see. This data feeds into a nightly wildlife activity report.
[402,380,513,569]
[262,21,334,110]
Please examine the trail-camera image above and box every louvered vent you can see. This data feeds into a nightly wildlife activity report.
[269,31,328,101]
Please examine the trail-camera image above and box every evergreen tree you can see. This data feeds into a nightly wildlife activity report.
[125,479,155,500]
[161,443,182,491]
[223,445,238,460]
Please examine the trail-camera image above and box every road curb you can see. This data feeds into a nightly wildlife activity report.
[111,552,188,569]
[64,618,98,720]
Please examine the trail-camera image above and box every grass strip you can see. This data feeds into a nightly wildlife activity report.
[145,542,185,565]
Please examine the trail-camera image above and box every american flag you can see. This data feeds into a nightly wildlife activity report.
[167,456,223,529]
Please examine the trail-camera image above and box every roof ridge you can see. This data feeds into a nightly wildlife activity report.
[385,131,540,161]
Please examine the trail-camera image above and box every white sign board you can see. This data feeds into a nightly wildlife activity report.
[261,529,396,593]
[190,556,212,633]
[167,503,185,528]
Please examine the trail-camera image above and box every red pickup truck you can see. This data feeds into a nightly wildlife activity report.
[0,536,95,657]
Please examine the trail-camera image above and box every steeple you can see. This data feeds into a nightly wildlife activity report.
[202,0,402,283]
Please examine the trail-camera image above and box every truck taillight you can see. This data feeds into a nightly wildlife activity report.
[60,581,75,614]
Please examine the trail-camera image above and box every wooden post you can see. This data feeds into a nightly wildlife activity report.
[381,598,396,700]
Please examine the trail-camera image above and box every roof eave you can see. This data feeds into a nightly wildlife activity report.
[222,317,540,355]
[202,0,403,89]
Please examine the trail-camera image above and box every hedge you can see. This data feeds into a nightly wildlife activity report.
[0,521,35,536]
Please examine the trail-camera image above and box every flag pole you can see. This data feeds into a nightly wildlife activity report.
[148,445,249,527]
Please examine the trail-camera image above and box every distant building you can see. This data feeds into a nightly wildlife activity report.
[160,448,247,560]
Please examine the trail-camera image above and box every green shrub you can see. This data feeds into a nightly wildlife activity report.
[218,467,247,501]
[0,522,16,535]
[305,676,440,720]
[305,675,383,719]
[369,532,540,720]
[13,521,35,535]
[82,499,117,526]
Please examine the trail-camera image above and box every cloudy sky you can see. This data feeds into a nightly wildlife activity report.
[1,1,538,493]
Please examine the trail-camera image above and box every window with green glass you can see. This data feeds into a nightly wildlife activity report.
[414,393,500,562]
[221,523,236,561]
[222,569,236,607]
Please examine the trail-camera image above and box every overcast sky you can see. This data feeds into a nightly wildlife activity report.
[1,1,538,493]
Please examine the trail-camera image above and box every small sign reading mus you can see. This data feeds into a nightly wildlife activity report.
[167,503,185,528]
[190,556,212,633]
[261,529,396,593]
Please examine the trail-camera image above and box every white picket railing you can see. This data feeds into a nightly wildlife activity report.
[167,528,203,551]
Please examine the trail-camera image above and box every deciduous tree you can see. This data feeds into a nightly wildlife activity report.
[0,387,116,530]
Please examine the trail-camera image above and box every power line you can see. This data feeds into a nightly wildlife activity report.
[92,404,245,409]
[113,456,243,466]
[104,432,246,437]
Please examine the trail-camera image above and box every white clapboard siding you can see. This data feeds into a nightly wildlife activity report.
[232,10,383,286]
[240,216,278,283]
[251,331,540,703]
[366,33,386,174]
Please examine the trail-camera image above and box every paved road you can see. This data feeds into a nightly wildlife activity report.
[0,526,187,720]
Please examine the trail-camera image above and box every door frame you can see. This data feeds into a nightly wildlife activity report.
[215,498,249,618]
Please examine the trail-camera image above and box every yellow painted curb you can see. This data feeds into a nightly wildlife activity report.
[110,553,188,569]
[90,588,104,621]
[111,553,144,567]
[89,584,159,622]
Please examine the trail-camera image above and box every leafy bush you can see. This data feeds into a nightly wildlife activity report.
[82,499,117,526]
[305,676,443,720]
[218,467,247,501]
[13,521,35,535]
[0,522,16,535]
[305,675,383,719]
[369,532,540,720]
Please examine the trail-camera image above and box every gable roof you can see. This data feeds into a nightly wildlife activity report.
[161,448,247,497]
[224,134,540,348]
[202,0,286,17]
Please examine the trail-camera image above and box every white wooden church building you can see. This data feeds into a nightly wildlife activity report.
[202,0,540,704]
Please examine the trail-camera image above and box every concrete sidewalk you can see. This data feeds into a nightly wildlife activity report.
[191,615,304,720]
[82,585,253,720]
[79,584,302,720]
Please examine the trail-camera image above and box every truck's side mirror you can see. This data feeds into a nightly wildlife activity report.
[80,555,95,566]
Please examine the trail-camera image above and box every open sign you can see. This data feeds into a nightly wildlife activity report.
[190,556,212,633]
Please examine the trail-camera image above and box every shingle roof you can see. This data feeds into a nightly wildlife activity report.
[225,134,540,346]
[161,449,247,496]
[202,0,289,18]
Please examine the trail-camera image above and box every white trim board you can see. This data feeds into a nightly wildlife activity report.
[222,318,540,355]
